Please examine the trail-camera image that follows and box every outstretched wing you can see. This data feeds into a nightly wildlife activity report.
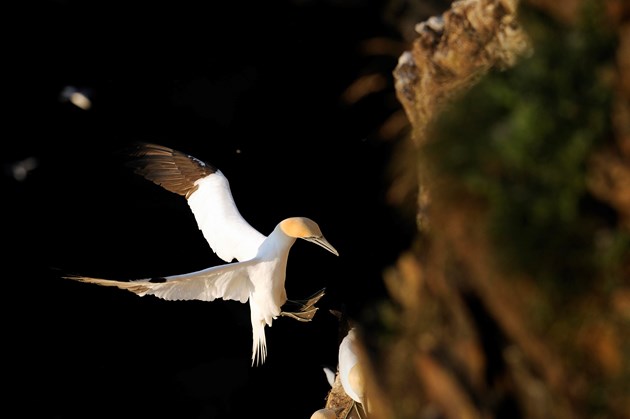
[64,259,257,303]
[127,143,266,262]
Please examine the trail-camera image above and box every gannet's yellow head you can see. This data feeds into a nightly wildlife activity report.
[280,217,339,256]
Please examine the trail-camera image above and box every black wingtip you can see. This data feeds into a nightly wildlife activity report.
[121,143,218,198]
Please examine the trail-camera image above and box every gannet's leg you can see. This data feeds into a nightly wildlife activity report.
[280,288,326,322]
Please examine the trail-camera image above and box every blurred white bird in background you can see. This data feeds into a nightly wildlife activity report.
[65,143,339,366]
[59,85,93,110]
[5,156,39,181]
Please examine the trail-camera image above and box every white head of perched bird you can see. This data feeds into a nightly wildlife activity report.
[64,143,339,366]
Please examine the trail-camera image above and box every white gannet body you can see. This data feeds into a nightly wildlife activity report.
[339,328,366,407]
[65,143,338,366]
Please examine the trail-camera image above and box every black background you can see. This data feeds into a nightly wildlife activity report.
[5,1,438,417]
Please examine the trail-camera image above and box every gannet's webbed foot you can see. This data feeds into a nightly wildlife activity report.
[280,288,326,322]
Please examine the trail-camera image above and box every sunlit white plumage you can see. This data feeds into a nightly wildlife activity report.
[310,408,338,419]
[65,143,339,366]
[339,328,366,406]
[323,366,336,387]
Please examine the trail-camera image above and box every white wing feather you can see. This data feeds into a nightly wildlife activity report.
[187,172,266,263]
[126,143,266,263]
[65,260,258,303]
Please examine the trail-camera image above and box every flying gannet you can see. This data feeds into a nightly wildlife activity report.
[65,143,339,366]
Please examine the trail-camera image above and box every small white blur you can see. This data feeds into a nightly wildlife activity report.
[59,85,93,110]
[6,156,39,182]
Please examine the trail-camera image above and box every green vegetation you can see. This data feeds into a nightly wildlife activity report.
[424,3,626,289]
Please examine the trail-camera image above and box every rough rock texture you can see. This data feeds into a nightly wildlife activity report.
[342,0,630,418]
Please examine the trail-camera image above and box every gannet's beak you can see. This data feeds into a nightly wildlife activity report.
[305,236,339,256]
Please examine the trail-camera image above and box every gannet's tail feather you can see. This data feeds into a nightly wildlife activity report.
[251,319,268,366]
